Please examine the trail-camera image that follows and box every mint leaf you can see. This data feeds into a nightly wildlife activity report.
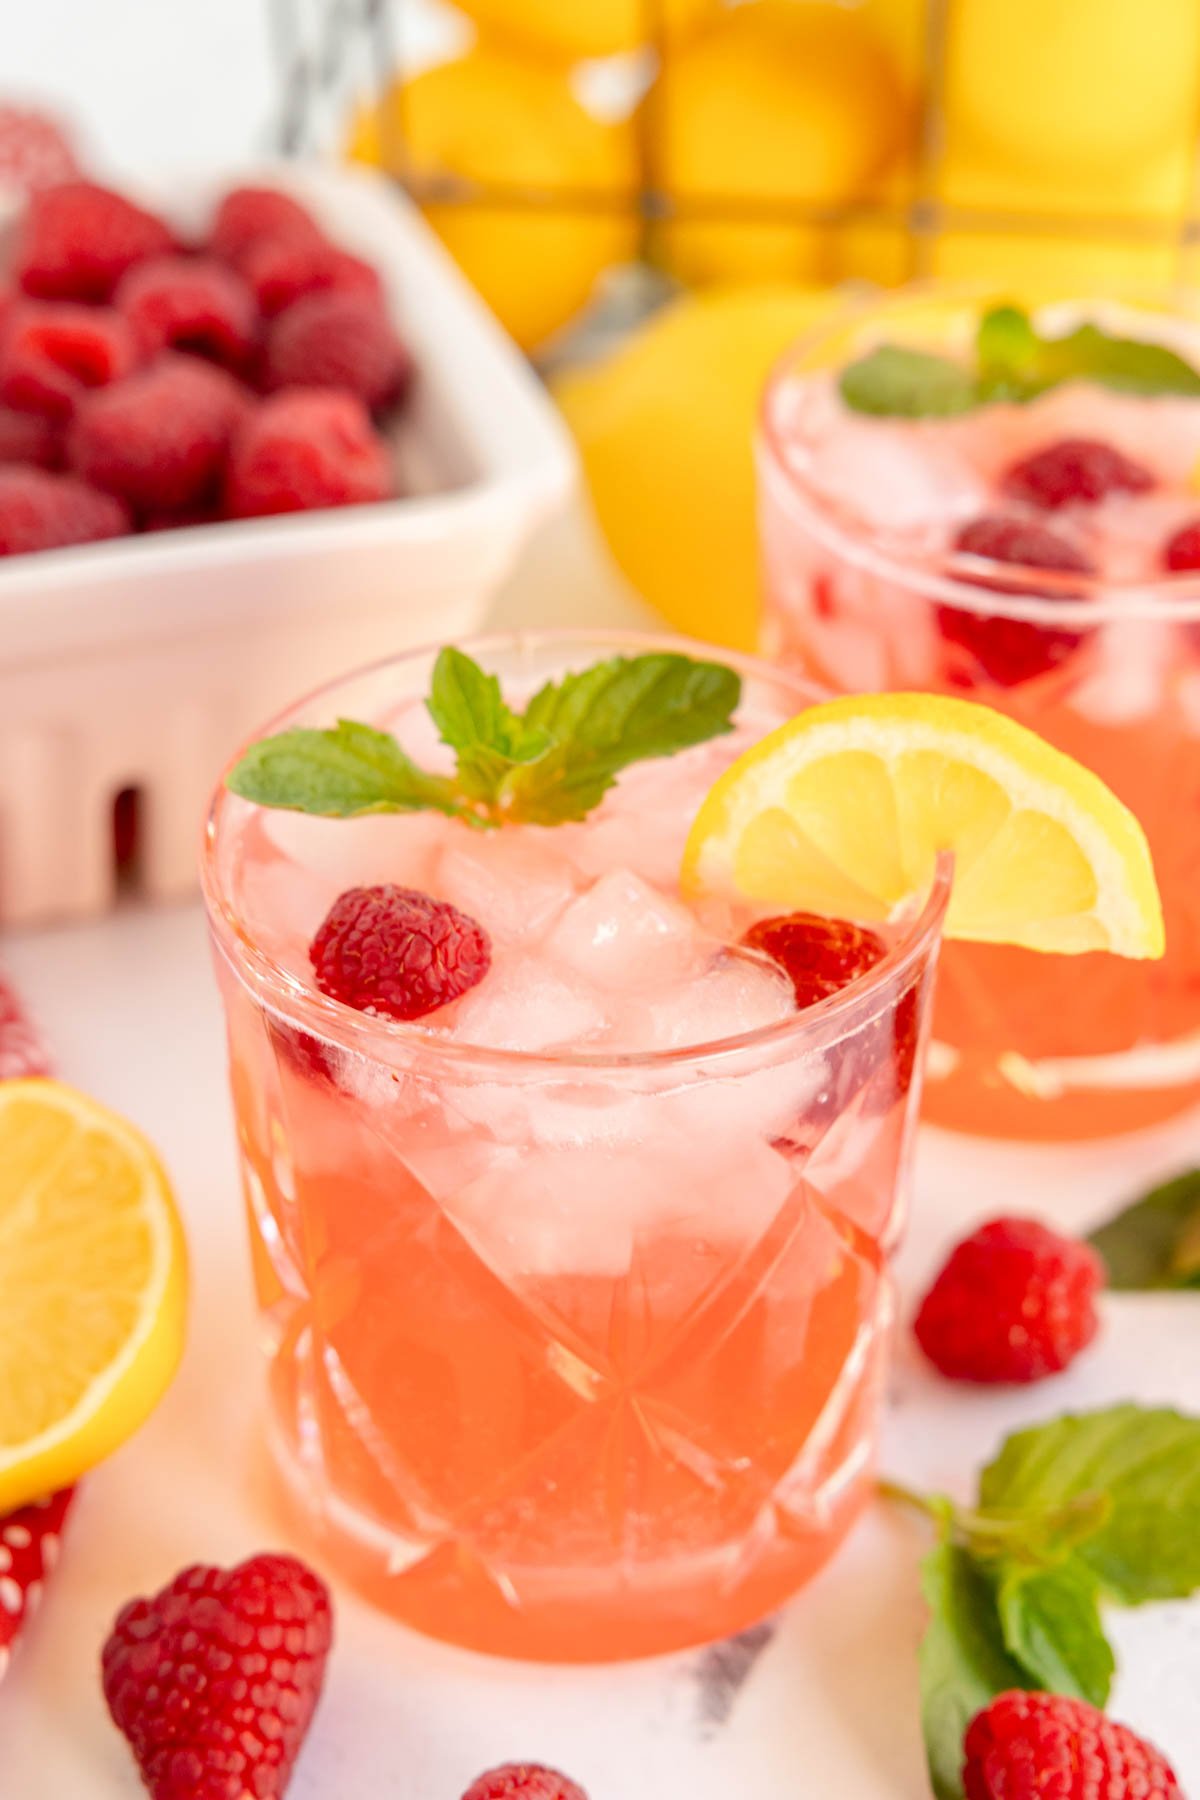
[960,1491,1111,1570]
[505,652,740,825]
[995,1559,1114,1707]
[426,647,552,805]
[226,718,475,823]
[919,1543,1030,1800]
[1088,1169,1200,1290]
[979,1405,1200,1604]
[976,304,1044,401]
[839,344,978,418]
[1037,321,1200,398]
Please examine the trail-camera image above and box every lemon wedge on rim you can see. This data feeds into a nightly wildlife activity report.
[682,692,1164,958]
[0,1080,188,1511]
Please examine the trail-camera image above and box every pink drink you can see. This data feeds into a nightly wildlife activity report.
[760,291,1200,1140]
[203,633,948,1660]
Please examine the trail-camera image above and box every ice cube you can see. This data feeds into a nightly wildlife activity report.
[259,808,449,902]
[545,869,701,989]
[449,953,605,1053]
[433,832,578,945]
[1069,618,1174,725]
[647,950,796,1049]
[807,418,987,539]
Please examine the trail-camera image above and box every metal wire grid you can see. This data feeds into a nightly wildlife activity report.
[267,0,1200,286]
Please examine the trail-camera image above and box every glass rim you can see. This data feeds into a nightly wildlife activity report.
[201,626,953,1077]
[757,277,1200,626]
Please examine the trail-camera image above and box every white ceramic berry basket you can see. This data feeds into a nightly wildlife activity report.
[0,160,576,927]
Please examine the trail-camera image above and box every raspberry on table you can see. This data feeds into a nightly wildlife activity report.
[0,105,79,196]
[16,180,174,303]
[208,186,324,266]
[69,353,248,514]
[0,1488,75,1682]
[939,513,1093,687]
[1002,438,1155,511]
[0,468,129,555]
[310,885,492,1021]
[0,302,139,423]
[102,1551,332,1800]
[262,291,413,413]
[963,1690,1181,1800]
[0,405,60,469]
[915,1216,1104,1384]
[1162,518,1200,573]
[462,1766,590,1800]
[242,235,383,319]
[116,255,257,369]
[225,388,394,518]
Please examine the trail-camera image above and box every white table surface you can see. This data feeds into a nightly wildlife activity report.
[2,515,1200,1799]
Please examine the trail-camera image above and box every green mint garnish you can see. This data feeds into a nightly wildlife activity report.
[839,303,1200,418]
[1088,1168,1200,1290]
[885,1402,1200,1798]
[226,647,741,828]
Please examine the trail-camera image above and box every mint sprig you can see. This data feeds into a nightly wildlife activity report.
[226,647,741,828]
[887,1403,1200,1799]
[1089,1169,1200,1291]
[839,303,1200,418]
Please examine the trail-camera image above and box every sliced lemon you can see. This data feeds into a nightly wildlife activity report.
[682,692,1164,958]
[0,1080,187,1511]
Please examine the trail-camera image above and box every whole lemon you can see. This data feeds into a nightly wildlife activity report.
[347,50,638,352]
[646,2,910,287]
[555,285,840,651]
[945,0,1200,179]
[451,0,720,60]
[861,0,928,89]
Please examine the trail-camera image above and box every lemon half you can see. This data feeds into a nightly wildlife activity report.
[682,693,1164,959]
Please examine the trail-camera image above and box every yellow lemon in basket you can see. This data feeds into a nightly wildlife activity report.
[0,1080,188,1511]
[646,1,911,287]
[451,0,719,60]
[346,49,638,352]
[554,283,840,650]
[860,0,928,90]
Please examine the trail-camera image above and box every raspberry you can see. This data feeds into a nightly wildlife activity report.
[310,885,492,1021]
[262,292,413,412]
[0,1488,75,1683]
[116,255,257,369]
[0,468,129,555]
[939,514,1092,687]
[915,1216,1104,1384]
[0,105,79,196]
[242,235,382,319]
[0,970,53,1076]
[1002,438,1154,511]
[102,1551,332,1800]
[1162,518,1200,572]
[963,1691,1181,1800]
[69,354,247,514]
[741,911,888,1010]
[208,186,323,266]
[225,388,394,518]
[462,1767,589,1800]
[0,302,139,422]
[0,406,60,468]
[16,180,174,302]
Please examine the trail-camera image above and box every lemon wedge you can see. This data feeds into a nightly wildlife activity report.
[682,692,1164,958]
[0,1080,187,1511]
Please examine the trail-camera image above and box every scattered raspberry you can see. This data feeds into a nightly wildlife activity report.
[102,1551,332,1800]
[1162,518,1200,573]
[0,405,60,468]
[0,105,79,196]
[225,388,393,518]
[70,354,247,514]
[0,1488,75,1683]
[116,255,256,369]
[1002,439,1154,511]
[915,1216,1104,1384]
[963,1690,1181,1800]
[242,235,382,319]
[262,292,413,412]
[939,514,1092,687]
[208,186,323,267]
[16,180,174,302]
[310,885,492,1021]
[461,1767,589,1800]
[0,467,129,555]
[0,302,138,422]
[0,970,52,1075]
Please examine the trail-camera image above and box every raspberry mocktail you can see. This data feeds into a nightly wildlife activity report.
[204,634,946,1661]
[760,291,1200,1139]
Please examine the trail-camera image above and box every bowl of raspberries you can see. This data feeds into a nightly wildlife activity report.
[0,160,573,926]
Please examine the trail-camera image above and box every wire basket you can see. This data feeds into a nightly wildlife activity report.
[267,0,1200,347]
